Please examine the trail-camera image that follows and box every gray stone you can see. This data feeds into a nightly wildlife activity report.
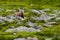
[45,38,52,40]
[43,14,51,22]
[0,20,4,22]
[47,22,57,25]
[27,21,36,27]
[6,19,14,22]
[0,8,5,11]
[5,26,41,32]
[36,16,43,21]
[55,17,60,21]
[5,29,15,32]
[17,22,22,24]
[28,28,36,32]
[6,15,15,20]
[0,16,7,22]
[37,25,43,30]
[44,8,50,11]
[30,9,40,14]
[14,38,25,40]
[27,37,38,40]
[44,23,51,27]
[14,26,28,32]
[39,10,46,14]
[30,16,37,20]
[32,37,38,40]
[53,10,58,14]
[27,37,32,40]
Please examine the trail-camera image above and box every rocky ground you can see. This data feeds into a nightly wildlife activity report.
[0,8,60,40]
[0,0,60,40]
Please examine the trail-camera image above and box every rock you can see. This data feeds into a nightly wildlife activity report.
[2,17,7,21]
[33,25,43,32]
[49,14,56,17]
[6,15,15,20]
[45,38,52,40]
[6,19,14,22]
[0,16,4,19]
[14,38,25,40]
[39,10,46,14]
[42,14,51,22]
[33,25,43,30]
[17,22,22,24]
[47,22,57,25]
[19,27,28,32]
[33,25,37,29]
[5,26,40,32]
[36,29,41,32]
[53,10,58,14]
[14,26,28,32]
[32,37,38,40]
[37,25,43,30]
[0,20,4,22]
[6,16,11,19]
[30,9,40,14]
[14,37,38,40]
[0,8,5,11]
[14,27,23,32]
[28,28,36,32]
[27,37,32,40]
[44,8,50,11]
[44,23,51,27]
[36,16,43,21]
[0,16,7,22]
[30,16,37,20]
[27,37,38,40]
[55,17,60,21]
[5,29,15,32]
[27,21,36,27]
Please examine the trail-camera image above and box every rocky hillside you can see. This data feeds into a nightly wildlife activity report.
[0,0,60,40]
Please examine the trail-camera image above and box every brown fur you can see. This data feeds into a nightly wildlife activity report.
[17,11,24,18]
